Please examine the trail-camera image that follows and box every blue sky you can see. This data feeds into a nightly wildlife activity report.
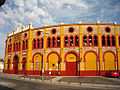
[0,0,120,58]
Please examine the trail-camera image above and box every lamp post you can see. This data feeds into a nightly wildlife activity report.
[40,30,48,81]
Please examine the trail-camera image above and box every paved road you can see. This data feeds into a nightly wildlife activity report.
[0,77,118,90]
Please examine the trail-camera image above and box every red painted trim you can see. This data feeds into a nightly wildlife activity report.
[105,27,111,33]
[57,36,61,48]
[88,35,93,46]
[84,50,98,62]
[83,50,98,72]
[87,26,93,33]
[24,33,27,38]
[36,31,41,36]
[26,70,33,75]
[75,35,79,47]
[9,38,11,43]
[119,36,120,46]
[68,27,75,33]
[22,57,26,71]
[32,39,36,49]
[47,51,60,62]
[22,40,25,50]
[41,38,43,48]
[52,37,56,47]
[103,50,116,62]
[64,51,79,62]
[22,57,26,63]
[51,28,57,35]
[111,35,116,47]
[13,54,19,63]
[64,35,69,47]
[107,35,111,46]
[47,37,51,48]
[101,35,106,47]
[32,53,43,75]
[94,35,98,46]
[70,35,74,47]
[32,52,43,63]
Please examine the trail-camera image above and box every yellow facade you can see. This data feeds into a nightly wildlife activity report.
[3,22,120,76]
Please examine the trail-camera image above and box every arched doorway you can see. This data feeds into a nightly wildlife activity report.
[48,52,60,76]
[84,51,98,76]
[22,57,26,74]
[104,51,116,70]
[7,59,10,73]
[65,51,78,76]
[13,55,19,74]
[33,53,43,75]
[7,59,10,70]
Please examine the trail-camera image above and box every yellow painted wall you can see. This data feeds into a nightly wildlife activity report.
[85,52,97,70]
[66,53,76,62]
[33,54,42,70]
[48,53,59,71]
[104,52,115,70]
[118,52,120,70]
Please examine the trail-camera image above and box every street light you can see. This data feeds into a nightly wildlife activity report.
[40,30,48,81]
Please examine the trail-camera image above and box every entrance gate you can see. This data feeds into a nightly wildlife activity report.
[13,55,19,74]
[66,53,77,76]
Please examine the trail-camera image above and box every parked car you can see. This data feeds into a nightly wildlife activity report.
[105,70,119,78]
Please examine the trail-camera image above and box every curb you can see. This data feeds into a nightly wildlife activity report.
[19,77,120,88]
[1,74,120,89]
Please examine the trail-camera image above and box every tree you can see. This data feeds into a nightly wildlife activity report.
[0,0,6,7]
[0,58,4,62]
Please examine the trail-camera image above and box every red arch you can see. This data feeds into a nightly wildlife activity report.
[103,50,116,62]
[47,51,60,62]
[64,51,79,62]
[22,57,26,63]
[32,52,43,63]
[13,54,19,63]
[84,50,98,62]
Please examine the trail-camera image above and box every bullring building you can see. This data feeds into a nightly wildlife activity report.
[3,21,120,76]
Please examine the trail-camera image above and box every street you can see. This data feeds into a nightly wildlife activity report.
[0,77,116,90]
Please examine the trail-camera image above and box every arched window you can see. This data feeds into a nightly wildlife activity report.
[107,36,111,46]
[89,36,92,46]
[70,36,73,46]
[41,38,43,48]
[52,37,55,47]
[33,39,36,49]
[75,36,79,46]
[7,59,10,70]
[47,37,51,48]
[19,42,20,51]
[8,45,9,53]
[111,36,116,46]
[13,43,15,51]
[22,41,25,50]
[10,44,12,52]
[83,36,87,46]
[94,36,98,46]
[26,40,28,49]
[57,37,60,47]
[65,36,68,46]
[22,57,26,70]
[37,39,40,48]
[16,43,18,51]
[102,36,106,46]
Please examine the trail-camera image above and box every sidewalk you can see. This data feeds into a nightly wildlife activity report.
[1,73,120,88]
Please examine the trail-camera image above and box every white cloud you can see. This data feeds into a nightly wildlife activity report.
[0,0,120,59]
[0,33,7,59]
